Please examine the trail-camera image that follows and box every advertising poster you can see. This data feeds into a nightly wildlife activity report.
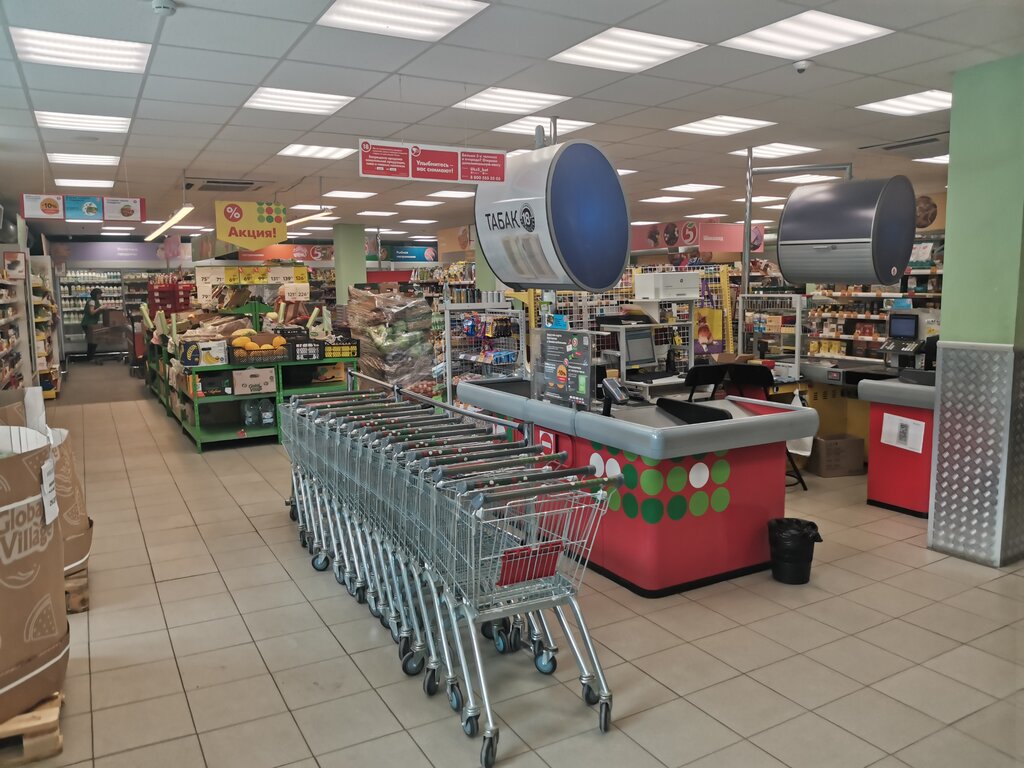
[360,138,505,184]
[63,195,103,222]
[102,197,145,222]
[215,200,287,250]
[541,330,592,409]
[237,244,333,262]
[3,251,26,280]
[21,194,64,220]
[630,220,764,254]
[380,244,438,263]
[694,308,725,354]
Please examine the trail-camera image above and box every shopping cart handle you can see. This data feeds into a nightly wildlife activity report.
[468,475,624,512]
[432,450,568,482]
[451,464,597,493]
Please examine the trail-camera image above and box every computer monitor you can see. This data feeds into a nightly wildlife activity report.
[889,314,918,340]
[623,328,657,368]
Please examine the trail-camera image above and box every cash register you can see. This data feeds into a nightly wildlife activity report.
[879,310,940,371]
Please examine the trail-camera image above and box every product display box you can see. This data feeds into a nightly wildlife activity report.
[806,434,865,477]
[179,339,228,367]
[232,367,276,395]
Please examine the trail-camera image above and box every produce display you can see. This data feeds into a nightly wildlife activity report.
[348,286,433,389]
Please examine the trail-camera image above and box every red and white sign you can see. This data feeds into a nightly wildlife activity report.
[537,429,557,455]
[630,220,764,253]
[699,222,765,253]
[360,138,506,184]
[21,194,64,219]
[102,197,146,222]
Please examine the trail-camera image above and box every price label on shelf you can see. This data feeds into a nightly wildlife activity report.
[196,266,225,288]
[267,266,293,284]
[293,265,308,283]
[223,267,240,285]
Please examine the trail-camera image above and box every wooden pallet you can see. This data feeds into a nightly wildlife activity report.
[0,694,63,767]
[64,569,89,614]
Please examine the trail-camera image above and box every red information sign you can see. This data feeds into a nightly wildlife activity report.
[360,138,505,184]
[360,140,410,178]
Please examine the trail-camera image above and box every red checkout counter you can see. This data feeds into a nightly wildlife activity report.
[858,379,936,517]
[458,378,819,596]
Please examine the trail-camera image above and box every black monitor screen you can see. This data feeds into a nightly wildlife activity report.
[889,314,918,340]
[623,328,657,367]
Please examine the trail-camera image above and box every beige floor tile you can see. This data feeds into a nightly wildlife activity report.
[139,512,196,532]
[92,693,195,757]
[695,589,789,624]
[170,614,252,657]
[592,616,683,660]
[155,572,226,604]
[275,655,370,709]
[751,654,861,708]
[979,573,1024,600]
[954,701,1024,760]
[943,587,1024,624]
[809,563,875,595]
[687,675,804,737]
[494,683,607,749]
[856,619,960,663]
[843,583,933,618]
[88,548,151,572]
[896,727,1020,768]
[213,545,278,571]
[834,552,913,581]
[619,698,740,766]
[969,625,1024,664]
[162,591,239,628]
[256,626,345,672]
[873,541,947,568]
[589,662,677,721]
[152,553,218,582]
[647,600,739,641]
[682,741,789,768]
[806,637,914,685]
[858,518,926,541]
[198,519,256,540]
[294,690,401,755]
[695,627,795,673]
[187,673,287,732]
[231,580,306,614]
[603,585,687,615]
[206,531,267,554]
[199,713,312,768]
[884,569,971,601]
[88,582,160,613]
[818,688,943,753]
[93,735,205,768]
[873,667,995,724]
[923,645,1024,698]
[221,561,291,591]
[147,540,210,564]
[797,596,889,634]
[474,645,563,703]
[318,731,432,768]
[571,591,638,628]
[311,595,373,625]
[748,611,845,653]
[33,711,92,767]
[553,636,626,684]
[828,528,897,553]
[330,616,394,654]
[177,642,267,690]
[90,532,146,555]
[244,602,325,641]
[921,558,1004,587]
[143,527,204,548]
[751,712,884,768]
[376,676,458,729]
[87,564,153,591]
[743,578,834,609]
[91,658,183,710]
[292,574,343,601]
[89,629,174,674]
[902,602,1003,642]
[89,603,166,641]
[539,727,663,768]
[62,673,91,717]
[633,644,740,695]
[351,644,414,689]
[410,713,529,767]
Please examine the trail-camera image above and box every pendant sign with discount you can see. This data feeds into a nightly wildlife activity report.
[360,139,505,184]
[21,194,64,220]
[215,200,288,250]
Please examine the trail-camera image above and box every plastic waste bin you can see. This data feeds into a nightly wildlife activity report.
[767,518,823,585]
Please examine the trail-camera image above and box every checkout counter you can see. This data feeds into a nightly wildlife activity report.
[457,377,818,595]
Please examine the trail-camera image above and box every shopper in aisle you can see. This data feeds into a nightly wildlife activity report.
[81,287,103,364]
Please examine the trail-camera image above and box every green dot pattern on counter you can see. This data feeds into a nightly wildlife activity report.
[667,467,687,493]
[641,498,663,524]
[621,464,638,489]
[622,493,638,519]
[640,470,664,495]
[667,496,687,520]
[711,459,731,485]
[608,490,621,512]
[712,487,730,512]
[689,491,710,517]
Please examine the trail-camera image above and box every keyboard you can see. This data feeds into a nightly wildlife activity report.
[629,370,672,383]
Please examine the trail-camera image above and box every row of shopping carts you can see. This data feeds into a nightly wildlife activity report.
[279,373,621,767]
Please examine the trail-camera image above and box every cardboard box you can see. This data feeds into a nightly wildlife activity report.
[806,434,865,477]
[232,367,276,395]
[711,352,754,365]
[180,339,228,367]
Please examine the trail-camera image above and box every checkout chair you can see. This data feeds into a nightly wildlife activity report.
[680,363,729,402]
[727,364,808,492]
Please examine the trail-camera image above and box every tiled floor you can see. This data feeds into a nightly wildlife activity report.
[40,393,1024,768]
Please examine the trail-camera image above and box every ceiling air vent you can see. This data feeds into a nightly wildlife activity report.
[858,132,949,160]
[187,178,268,193]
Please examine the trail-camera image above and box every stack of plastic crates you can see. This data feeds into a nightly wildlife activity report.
[279,382,621,768]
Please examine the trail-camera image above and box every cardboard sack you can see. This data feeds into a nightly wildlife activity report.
[50,429,92,577]
[0,387,46,433]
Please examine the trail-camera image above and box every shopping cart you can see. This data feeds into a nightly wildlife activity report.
[279,372,621,767]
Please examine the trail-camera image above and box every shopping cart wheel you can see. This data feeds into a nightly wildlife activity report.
[598,701,611,733]
[462,714,479,738]
[481,621,494,640]
[298,530,307,548]
[401,651,424,676]
[423,667,440,697]
[582,683,600,706]
[355,585,367,604]
[307,538,316,555]
[289,505,298,522]
[367,594,379,615]
[481,735,497,768]
[398,635,411,659]
[336,570,348,587]
[509,626,522,652]
[534,651,557,675]
[311,552,330,572]
[493,628,509,654]
[448,683,463,712]
[389,622,401,644]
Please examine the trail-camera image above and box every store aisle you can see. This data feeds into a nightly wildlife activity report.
[56,360,146,406]
[39,397,1024,768]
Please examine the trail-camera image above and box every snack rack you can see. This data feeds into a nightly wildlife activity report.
[442,303,526,404]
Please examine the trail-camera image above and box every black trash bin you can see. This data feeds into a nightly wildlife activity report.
[767,518,823,585]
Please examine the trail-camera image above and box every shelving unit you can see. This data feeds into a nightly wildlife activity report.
[441,303,524,403]
[29,265,60,399]
[58,269,123,355]
[738,294,804,381]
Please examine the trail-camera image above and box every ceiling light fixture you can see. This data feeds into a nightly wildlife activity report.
[278,143,356,159]
[244,87,353,115]
[10,27,151,72]
[663,183,723,193]
[324,190,377,199]
[317,0,486,41]
[100,231,128,236]
[47,152,120,166]
[35,110,130,133]
[54,178,115,188]
[145,203,195,242]
[397,200,443,207]
[291,204,337,211]
[453,87,569,114]
[729,143,819,159]
[428,190,474,198]
[494,116,593,135]
[102,226,135,231]
[631,221,659,225]
[505,149,530,159]
[720,10,891,59]
[732,196,785,203]
[305,226,334,231]
[640,196,692,204]
[856,90,952,116]
[671,115,775,136]
[289,211,336,227]
[401,219,438,224]
[734,219,774,224]
[617,169,637,176]
[762,204,786,210]
[685,213,725,219]
[64,219,99,224]
[771,174,840,184]
[200,228,214,233]
[551,27,704,73]
[913,154,950,164]
[143,220,165,225]
[358,211,398,217]
[171,225,204,230]
[379,230,407,235]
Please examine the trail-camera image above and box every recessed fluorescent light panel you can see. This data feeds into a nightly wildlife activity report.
[244,87,353,115]
[380,231,406,235]
[494,116,593,135]
[35,111,130,133]
[913,154,950,164]
[200,228,214,232]
[686,213,725,219]
[771,174,840,184]
[64,219,98,223]
[100,232,127,236]
[143,220,165,225]
[505,149,530,159]
[318,0,486,41]
[291,204,337,211]
[305,227,334,231]
[278,143,356,159]
[324,190,377,199]
[550,28,704,73]
[762,204,786,210]
[640,196,692,204]
[428,190,474,198]
[102,226,135,230]
[397,200,443,207]
[453,87,569,114]
[47,153,119,166]
[720,10,891,59]
[10,27,151,72]
[734,219,774,224]
[631,221,659,225]
[617,169,636,176]
[54,178,114,188]
[171,225,204,230]
[730,143,819,159]
[663,184,723,193]
[401,219,438,224]
[358,211,398,217]
[671,115,775,136]
[733,196,785,203]
[856,90,952,116]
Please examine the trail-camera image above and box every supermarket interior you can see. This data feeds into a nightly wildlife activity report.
[0,2,1023,767]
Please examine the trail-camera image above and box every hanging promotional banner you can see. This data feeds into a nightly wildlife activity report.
[102,197,146,222]
[63,195,103,222]
[630,220,764,254]
[236,244,333,262]
[360,139,506,184]
[380,244,438,262]
[214,200,288,251]
[21,194,64,220]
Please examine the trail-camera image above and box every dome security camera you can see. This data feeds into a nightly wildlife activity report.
[794,60,812,74]
[152,0,177,16]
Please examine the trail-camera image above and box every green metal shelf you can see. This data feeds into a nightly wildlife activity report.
[280,382,351,396]
[181,389,271,404]
[181,421,278,444]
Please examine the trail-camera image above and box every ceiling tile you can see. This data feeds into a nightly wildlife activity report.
[264,61,387,98]
[39,128,125,148]
[442,5,603,57]
[882,49,1006,89]
[327,98,439,124]
[0,86,28,109]
[130,119,221,138]
[372,124,469,144]
[217,125,306,143]
[292,27,430,72]
[399,46,533,85]
[21,64,142,98]
[0,108,34,127]
[533,98,641,122]
[135,100,236,124]
[148,46,277,85]
[821,0,981,29]
[142,76,252,107]
[184,0,333,21]
[362,75,485,107]
[159,8,306,57]
[313,115,409,138]
[661,86,777,113]
[421,108,514,131]
[583,75,706,106]
[0,125,40,141]
[647,46,787,86]
[231,110,325,131]
[499,0,662,23]
[203,139,282,156]
[726,64,863,96]
[607,106,705,130]
[816,32,969,74]
[803,75,934,107]
[912,5,1024,45]
[29,91,136,116]
[990,35,1024,55]
[2,0,158,41]
[0,60,20,88]
[627,0,798,43]
[573,123,658,142]
[0,27,11,59]
[499,61,629,96]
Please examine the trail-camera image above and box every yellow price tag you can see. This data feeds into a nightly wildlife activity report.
[223,267,240,285]
[293,265,309,283]
[252,266,269,284]
[238,266,256,283]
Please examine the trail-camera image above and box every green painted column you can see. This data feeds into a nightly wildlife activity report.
[333,223,366,305]
[942,54,1024,345]
[475,249,497,292]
